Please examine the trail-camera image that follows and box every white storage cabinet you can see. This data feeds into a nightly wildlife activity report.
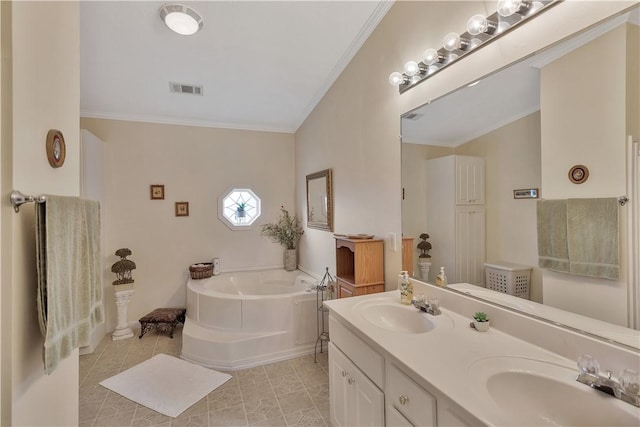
[426,155,486,284]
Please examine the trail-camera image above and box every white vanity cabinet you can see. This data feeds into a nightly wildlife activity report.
[329,342,384,427]
[386,363,437,426]
[329,316,385,427]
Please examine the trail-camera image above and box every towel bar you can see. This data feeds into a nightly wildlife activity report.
[10,190,46,213]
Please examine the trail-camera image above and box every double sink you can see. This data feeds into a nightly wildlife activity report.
[351,295,639,427]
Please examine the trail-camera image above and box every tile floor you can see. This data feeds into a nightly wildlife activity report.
[79,328,330,427]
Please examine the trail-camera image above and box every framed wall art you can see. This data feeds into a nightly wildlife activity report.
[150,185,165,200]
[175,202,189,217]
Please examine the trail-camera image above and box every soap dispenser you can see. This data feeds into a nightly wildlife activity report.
[399,271,413,305]
[435,267,448,287]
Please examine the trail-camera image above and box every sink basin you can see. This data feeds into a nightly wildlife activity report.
[358,302,435,333]
[469,357,640,426]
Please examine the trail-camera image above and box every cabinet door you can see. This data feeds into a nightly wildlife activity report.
[386,404,414,427]
[329,343,384,427]
[329,343,352,427]
[455,206,485,285]
[352,366,385,427]
[456,156,485,205]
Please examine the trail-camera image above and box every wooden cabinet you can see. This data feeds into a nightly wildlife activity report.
[402,237,414,277]
[335,237,384,298]
[329,342,384,427]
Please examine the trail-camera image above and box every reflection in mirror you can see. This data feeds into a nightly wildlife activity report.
[401,7,640,349]
[306,169,333,231]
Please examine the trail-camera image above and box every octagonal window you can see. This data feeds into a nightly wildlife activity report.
[218,188,261,229]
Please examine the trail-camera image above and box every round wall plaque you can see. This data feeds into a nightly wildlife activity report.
[568,164,589,184]
[46,129,66,168]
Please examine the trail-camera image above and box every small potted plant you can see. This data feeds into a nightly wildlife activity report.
[236,202,247,218]
[473,311,490,332]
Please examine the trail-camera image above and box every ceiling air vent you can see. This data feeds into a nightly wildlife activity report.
[170,82,203,96]
[403,113,423,121]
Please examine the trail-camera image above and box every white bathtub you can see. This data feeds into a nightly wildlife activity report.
[181,269,319,370]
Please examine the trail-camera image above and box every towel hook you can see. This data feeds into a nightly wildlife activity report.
[619,196,629,206]
[10,190,46,213]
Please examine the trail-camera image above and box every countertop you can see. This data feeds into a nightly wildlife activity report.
[324,290,639,426]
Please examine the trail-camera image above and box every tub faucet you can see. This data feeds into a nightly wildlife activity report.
[412,297,441,316]
[576,355,640,407]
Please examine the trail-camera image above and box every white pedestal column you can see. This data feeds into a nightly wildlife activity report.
[419,260,432,283]
[112,287,134,341]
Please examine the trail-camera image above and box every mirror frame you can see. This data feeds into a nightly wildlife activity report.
[306,169,333,232]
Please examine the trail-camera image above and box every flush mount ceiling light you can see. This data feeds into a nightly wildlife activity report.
[159,4,203,36]
[389,0,559,93]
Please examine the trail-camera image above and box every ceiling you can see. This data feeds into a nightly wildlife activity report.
[80,1,392,133]
[401,8,639,147]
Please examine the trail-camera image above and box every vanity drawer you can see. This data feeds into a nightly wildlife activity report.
[386,363,436,427]
[329,315,384,387]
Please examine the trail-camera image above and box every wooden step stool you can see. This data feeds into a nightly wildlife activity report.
[139,308,186,339]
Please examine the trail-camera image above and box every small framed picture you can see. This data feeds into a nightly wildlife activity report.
[513,188,539,199]
[150,185,165,200]
[175,202,189,217]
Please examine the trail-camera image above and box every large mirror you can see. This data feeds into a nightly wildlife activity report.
[306,169,333,231]
[402,6,640,349]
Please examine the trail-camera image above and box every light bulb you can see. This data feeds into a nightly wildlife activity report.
[388,72,405,87]
[528,1,544,14]
[497,0,523,17]
[422,48,440,66]
[467,14,489,35]
[403,61,420,77]
[409,75,422,85]
[443,32,461,51]
[468,38,483,50]
[426,65,439,75]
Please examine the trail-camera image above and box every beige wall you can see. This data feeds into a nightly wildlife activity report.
[540,24,633,326]
[7,2,80,425]
[80,118,295,326]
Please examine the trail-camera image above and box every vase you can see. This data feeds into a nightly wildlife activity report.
[473,320,490,332]
[284,249,297,271]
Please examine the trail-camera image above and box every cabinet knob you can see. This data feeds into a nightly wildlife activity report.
[399,395,409,405]
[342,370,348,377]
[348,377,355,385]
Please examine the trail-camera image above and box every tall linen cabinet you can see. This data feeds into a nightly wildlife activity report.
[426,155,485,285]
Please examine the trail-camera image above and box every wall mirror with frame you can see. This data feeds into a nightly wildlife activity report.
[401,5,639,350]
[306,169,333,231]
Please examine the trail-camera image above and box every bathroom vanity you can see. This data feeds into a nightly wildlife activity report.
[325,280,640,426]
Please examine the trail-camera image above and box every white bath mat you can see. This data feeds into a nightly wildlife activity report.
[100,353,231,418]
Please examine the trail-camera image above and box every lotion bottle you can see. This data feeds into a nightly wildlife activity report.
[435,266,448,287]
[399,271,413,304]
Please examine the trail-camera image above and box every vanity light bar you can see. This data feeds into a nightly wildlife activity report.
[389,0,561,94]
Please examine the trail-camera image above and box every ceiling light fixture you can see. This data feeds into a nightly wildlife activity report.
[159,4,203,36]
[388,0,559,93]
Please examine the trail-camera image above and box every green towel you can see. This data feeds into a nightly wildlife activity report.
[537,199,569,273]
[567,198,619,280]
[36,196,104,374]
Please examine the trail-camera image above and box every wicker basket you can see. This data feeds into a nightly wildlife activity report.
[189,263,213,279]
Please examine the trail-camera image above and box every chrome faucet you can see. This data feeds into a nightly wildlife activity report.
[576,355,640,407]
[412,296,441,316]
